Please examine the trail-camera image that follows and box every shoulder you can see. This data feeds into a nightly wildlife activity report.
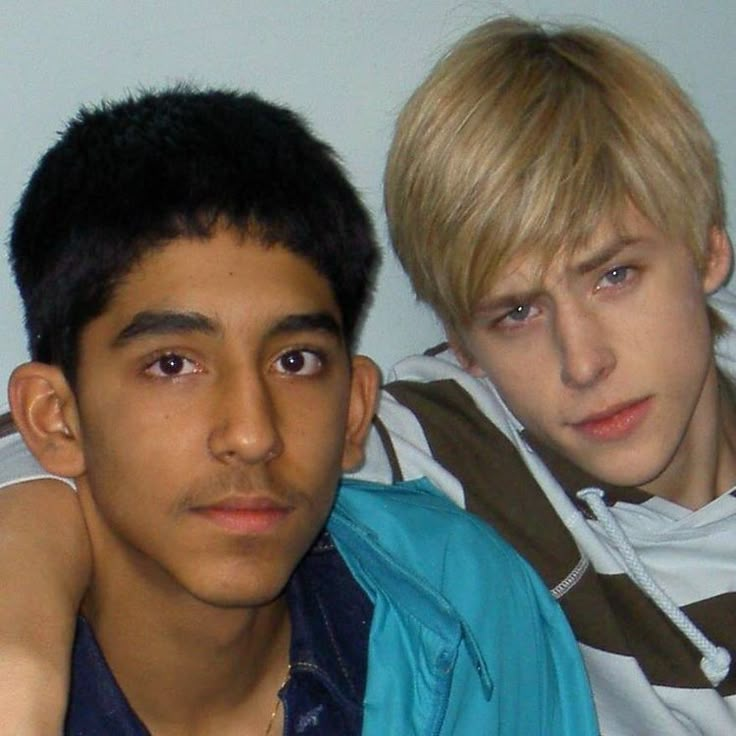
[335,477,500,543]
[332,478,598,735]
[0,430,73,491]
[379,345,523,452]
[332,478,549,603]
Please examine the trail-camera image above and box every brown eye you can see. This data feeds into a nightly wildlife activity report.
[145,353,200,378]
[275,350,324,376]
[159,355,185,374]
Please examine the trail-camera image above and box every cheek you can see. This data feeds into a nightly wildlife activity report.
[467,337,555,422]
[277,391,349,479]
[78,390,199,509]
[496,381,554,437]
[635,271,712,362]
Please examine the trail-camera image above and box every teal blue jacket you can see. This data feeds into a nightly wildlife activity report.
[329,478,598,735]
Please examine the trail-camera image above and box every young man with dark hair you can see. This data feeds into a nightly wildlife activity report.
[0,85,595,734]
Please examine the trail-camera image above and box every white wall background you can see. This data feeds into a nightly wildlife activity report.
[1,0,734,400]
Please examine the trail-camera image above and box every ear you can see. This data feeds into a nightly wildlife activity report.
[702,227,733,294]
[447,330,485,378]
[7,362,86,478]
[340,355,380,472]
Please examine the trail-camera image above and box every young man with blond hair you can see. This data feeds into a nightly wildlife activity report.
[365,17,736,734]
[0,13,732,735]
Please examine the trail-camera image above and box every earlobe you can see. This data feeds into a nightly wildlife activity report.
[340,355,380,472]
[7,362,85,478]
[702,227,733,294]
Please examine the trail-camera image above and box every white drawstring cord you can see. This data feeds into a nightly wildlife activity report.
[578,487,731,686]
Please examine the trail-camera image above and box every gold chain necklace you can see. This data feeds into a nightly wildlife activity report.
[263,666,291,736]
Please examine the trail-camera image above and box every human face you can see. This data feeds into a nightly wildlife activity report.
[69,226,375,609]
[455,208,731,503]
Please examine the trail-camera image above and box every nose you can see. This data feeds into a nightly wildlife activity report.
[208,371,284,465]
[555,303,616,389]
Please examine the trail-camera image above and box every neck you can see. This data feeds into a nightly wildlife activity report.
[81,543,291,735]
[644,362,736,509]
[712,375,736,498]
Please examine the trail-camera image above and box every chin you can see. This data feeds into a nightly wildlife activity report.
[581,455,667,490]
[189,582,287,610]
[180,564,291,610]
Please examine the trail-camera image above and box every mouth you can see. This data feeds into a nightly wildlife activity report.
[571,397,652,441]
[191,495,293,534]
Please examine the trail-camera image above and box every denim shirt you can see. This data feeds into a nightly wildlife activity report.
[65,531,373,735]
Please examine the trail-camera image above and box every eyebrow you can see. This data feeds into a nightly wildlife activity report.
[113,310,218,346]
[112,309,343,347]
[474,236,645,317]
[573,236,641,275]
[266,312,343,342]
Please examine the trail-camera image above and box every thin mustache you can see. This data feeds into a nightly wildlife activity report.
[174,471,298,514]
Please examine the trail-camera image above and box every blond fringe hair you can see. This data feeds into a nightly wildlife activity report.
[385,17,726,331]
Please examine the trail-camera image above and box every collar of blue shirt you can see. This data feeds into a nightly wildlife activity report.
[65,531,373,736]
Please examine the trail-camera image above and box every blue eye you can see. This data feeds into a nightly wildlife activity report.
[602,266,630,286]
[507,304,533,321]
[496,303,540,329]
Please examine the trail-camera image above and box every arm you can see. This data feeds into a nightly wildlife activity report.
[0,428,90,733]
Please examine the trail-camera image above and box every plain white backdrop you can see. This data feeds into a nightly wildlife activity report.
[1,0,734,399]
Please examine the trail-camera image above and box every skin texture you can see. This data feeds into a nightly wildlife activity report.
[455,207,736,510]
[0,480,89,735]
[9,226,377,734]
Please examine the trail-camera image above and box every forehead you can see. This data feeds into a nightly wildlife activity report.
[482,206,660,297]
[100,228,342,337]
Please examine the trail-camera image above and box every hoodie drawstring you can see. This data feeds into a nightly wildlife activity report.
[578,487,731,687]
